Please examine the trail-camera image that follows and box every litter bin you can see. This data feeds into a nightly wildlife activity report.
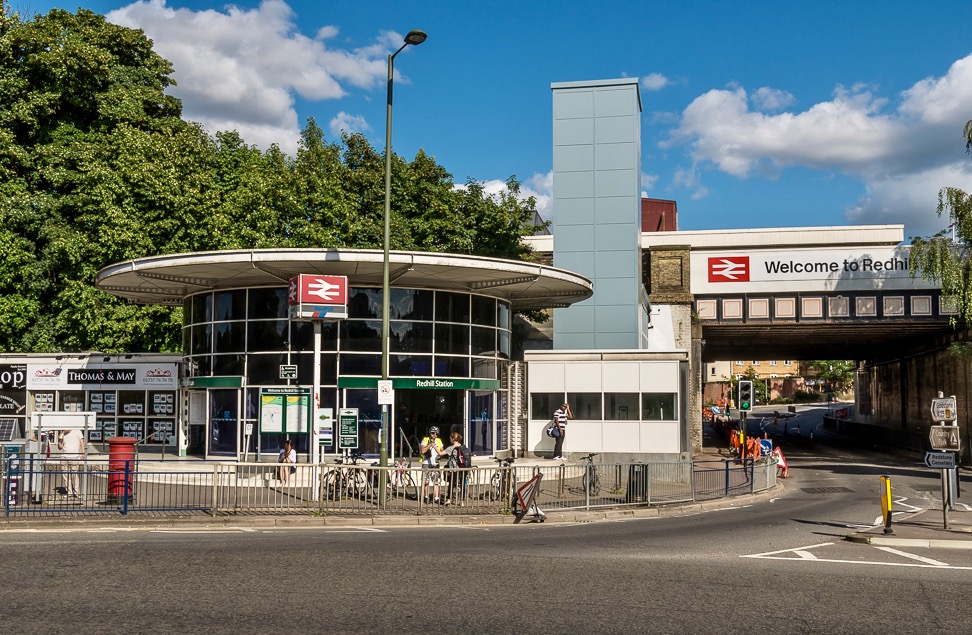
[106,437,138,504]
[627,463,649,503]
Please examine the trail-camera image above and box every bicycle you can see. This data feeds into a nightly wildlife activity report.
[488,456,516,506]
[387,457,417,500]
[580,453,601,496]
[321,452,369,499]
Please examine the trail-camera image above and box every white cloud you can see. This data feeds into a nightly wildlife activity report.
[641,172,659,191]
[329,112,371,137]
[641,73,669,91]
[664,53,972,234]
[459,172,553,222]
[750,87,795,112]
[107,0,394,153]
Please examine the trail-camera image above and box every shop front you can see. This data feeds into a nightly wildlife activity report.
[96,249,592,461]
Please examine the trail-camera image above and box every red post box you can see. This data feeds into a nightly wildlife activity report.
[106,437,138,504]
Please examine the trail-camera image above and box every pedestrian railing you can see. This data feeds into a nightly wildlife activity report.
[2,456,777,518]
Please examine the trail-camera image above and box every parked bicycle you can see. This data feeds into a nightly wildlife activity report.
[387,457,417,500]
[488,456,516,505]
[580,452,601,496]
[321,452,369,499]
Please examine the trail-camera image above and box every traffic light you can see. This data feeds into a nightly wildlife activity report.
[738,380,754,413]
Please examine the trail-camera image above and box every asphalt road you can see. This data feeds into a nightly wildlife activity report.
[3,406,970,635]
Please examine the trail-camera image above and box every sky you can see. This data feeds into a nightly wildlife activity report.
[14,0,972,240]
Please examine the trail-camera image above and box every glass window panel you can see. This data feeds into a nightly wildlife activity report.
[248,287,287,320]
[182,326,191,353]
[471,326,495,355]
[434,355,468,377]
[642,393,677,421]
[567,392,601,420]
[183,298,193,323]
[471,296,495,326]
[214,289,246,321]
[390,354,432,377]
[187,355,211,377]
[348,288,382,319]
[340,354,381,376]
[471,358,496,379]
[246,353,288,385]
[209,389,237,455]
[436,291,469,323]
[390,289,434,321]
[390,321,433,353]
[191,293,212,324]
[290,321,313,352]
[212,354,245,377]
[435,323,468,355]
[531,393,563,420]
[191,324,211,355]
[290,352,314,386]
[497,302,510,330]
[340,320,382,352]
[214,322,246,353]
[243,388,260,420]
[605,393,639,420]
[247,320,289,352]
[498,331,511,359]
[312,354,337,386]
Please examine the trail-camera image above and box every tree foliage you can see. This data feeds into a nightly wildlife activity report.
[0,7,545,354]
[910,119,972,337]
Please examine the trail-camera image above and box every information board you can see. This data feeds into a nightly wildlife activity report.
[338,408,358,449]
[260,387,311,434]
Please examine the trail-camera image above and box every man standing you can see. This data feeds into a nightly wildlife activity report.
[58,428,86,500]
[419,426,447,504]
[552,402,572,460]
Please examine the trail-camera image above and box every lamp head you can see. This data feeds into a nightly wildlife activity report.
[404,30,427,46]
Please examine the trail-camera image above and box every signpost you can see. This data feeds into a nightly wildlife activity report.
[279,365,298,380]
[924,451,956,469]
[930,397,957,423]
[338,408,359,450]
[928,393,961,529]
[928,425,961,451]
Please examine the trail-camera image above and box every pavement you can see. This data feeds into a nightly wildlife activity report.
[844,506,972,548]
[5,437,972,550]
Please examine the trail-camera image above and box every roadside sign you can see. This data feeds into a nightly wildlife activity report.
[279,364,298,379]
[338,408,358,449]
[930,397,957,422]
[924,451,956,469]
[928,425,961,451]
[377,380,394,405]
[759,439,772,456]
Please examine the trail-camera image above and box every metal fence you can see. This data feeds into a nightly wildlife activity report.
[2,455,777,518]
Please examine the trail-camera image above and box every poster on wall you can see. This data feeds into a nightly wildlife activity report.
[259,387,310,434]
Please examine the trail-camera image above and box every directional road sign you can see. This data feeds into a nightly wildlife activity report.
[924,451,956,469]
[930,397,957,422]
[928,425,961,451]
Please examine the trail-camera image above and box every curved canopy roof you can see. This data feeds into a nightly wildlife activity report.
[96,249,593,311]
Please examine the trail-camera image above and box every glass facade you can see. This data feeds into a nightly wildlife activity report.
[183,286,512,458]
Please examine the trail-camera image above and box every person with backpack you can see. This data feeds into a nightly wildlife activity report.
[420,426,448,504]
[445,431,472,506]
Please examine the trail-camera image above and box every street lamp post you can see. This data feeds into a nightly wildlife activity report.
[380,29,426,482]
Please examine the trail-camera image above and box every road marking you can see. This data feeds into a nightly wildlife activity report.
[743,542,834,558]
[743,543,972,570]
[875,547,948,566]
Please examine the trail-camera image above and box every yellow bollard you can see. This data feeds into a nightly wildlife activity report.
[880,475,893,534]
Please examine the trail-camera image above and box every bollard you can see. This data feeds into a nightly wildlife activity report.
[880,475,893,534]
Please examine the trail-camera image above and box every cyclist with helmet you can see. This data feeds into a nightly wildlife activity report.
[420,426,448,504]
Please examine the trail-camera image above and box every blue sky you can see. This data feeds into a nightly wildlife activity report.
[15,0,972,239]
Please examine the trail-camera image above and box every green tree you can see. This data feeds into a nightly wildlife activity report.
[805,360,855,395]
[0,6,199,353]
[910,119,972,346]
[0,7,546,355]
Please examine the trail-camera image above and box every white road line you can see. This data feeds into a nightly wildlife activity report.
[793,550,818,559]
[742,542,834,558]
[875,547,949,566]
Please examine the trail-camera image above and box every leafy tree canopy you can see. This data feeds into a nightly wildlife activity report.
[910,119,972,349]
[0,7,545,354]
